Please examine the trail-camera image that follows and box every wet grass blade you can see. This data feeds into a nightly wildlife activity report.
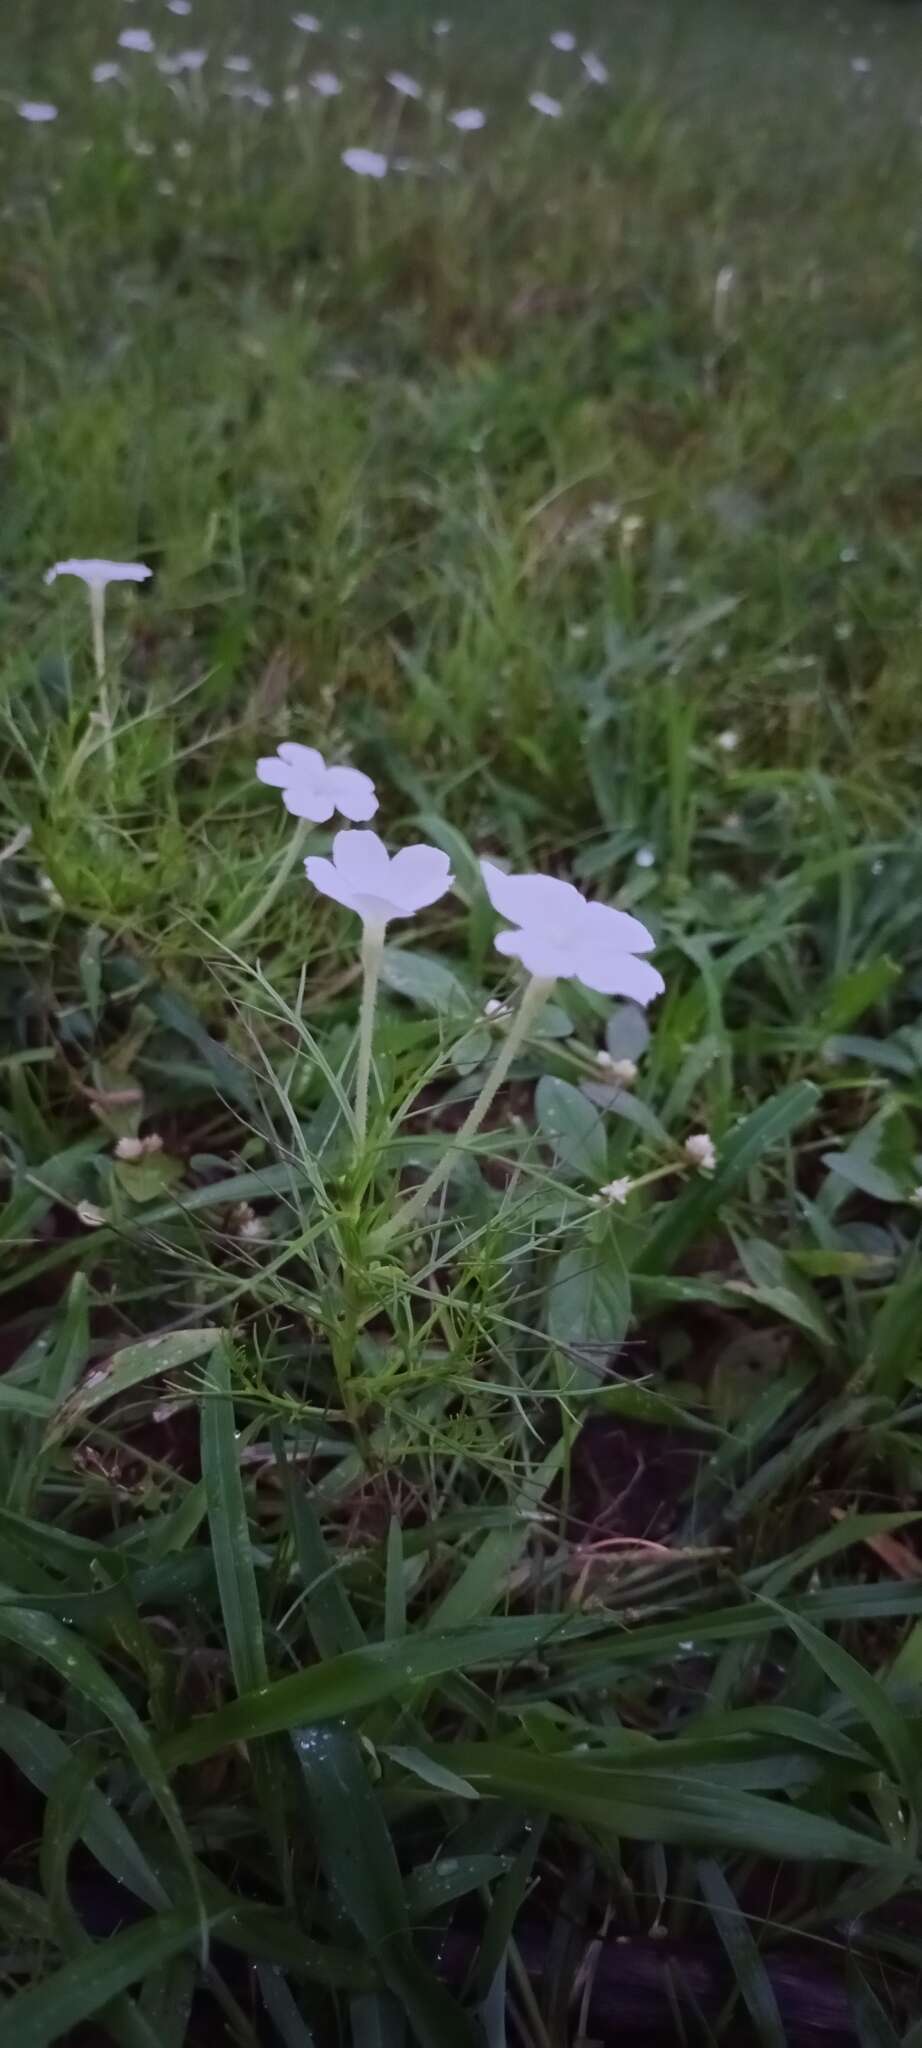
[4,1908,222,2048]
[293,1722,480,2048]
[697,1859,785,2048]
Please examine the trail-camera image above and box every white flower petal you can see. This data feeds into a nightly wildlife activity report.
[495,929,573,979]
[255,757,293,789]
[330,828,392,893]
[118,28,155,52]
[448,107,485,130]
[342,146,389,179]
[323,765,378,822]
[282,784,335,822]
[18,101,59,122]
[578,899,657,957]
[480,860,582,930]
[573,949,665,1004]
[388,844,454,912]
[278,741,324,777]
[386,71,422,99]
[45,557,152,589]
[304,855,359,915]
[528,91,562,118]
[309,70,342,96]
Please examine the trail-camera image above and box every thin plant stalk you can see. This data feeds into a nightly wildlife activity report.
[377,972,554,1245]
[355,920,385,1148]
[88,584,113,768]
[226,821,310,951]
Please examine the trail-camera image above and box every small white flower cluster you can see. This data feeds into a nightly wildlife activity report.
[257,742,666,1002]
[115,1133,164,1160]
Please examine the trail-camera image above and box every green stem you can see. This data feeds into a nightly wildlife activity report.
[377,973,554,1246]
[88,584,114,772]
[354,920,385,1149]
[225,821,310,951]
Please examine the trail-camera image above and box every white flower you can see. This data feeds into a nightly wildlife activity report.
[309,70,342,96]
[529,91,562,118]
[717,728,739,753]
[480,862,664,1003]
[433,18,452,34]
[292,12,321,29]
[45,558,152,592]
[115,1133,163,1160]
[256,743,377,824]
[167,0,192,13]
[598,1052,638,1084]
[581,51,608,84]
[685,1132,717,1174]
[386,71,423,99]
[305,829,453,929]
[448,106,485,130]
[850,56,871,75]
[635,846,656,869]
[342,146,388,178]
[592,1177,633,1207]
[550,30,576,51]
[18,101,59,123]
[483,997,510,1019]
[92,63,123,84]
[173,47,207,71]
[118,28,155,52]
[224,54,251,72]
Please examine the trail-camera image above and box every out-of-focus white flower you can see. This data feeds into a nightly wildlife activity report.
[115,1133,163,1160]
[592,1177,633,1207]
[850,56,871,75]
[480,861,664,1002]
[717,728,739,753]
[342,145,388,178]
[309,69,342,96]
[598,1052,638,1085]
[224,53,251,72]
[581,51,608,84]
[529,91,562,117]
[635,846,656,869]
[386,70,423,99]
[167,0,193,14]
[433,18,451,34]
[18,101,59,122]
[92,63,123,84]
[483,997,511,1019]
[448,106,485,130]
[174,47,207,70]
[256,742,377,824]
[306,829,453,929]
[685,1132,717,1174]
[118,27,156,52]
[292,12,321,29]
[550,30,576,51]
[45,558,151,592]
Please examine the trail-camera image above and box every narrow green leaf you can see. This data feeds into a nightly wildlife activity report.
[4,1909,220,2048]
[201,1344,267,1697]
[293,1723,479,2048]
[697,1859,786,2048]
[639,1083,819,1274]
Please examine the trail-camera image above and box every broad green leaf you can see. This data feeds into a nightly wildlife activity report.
[380,949,472,1019]
[546,1213,630,1373]
[606,1002,650,1063]
[535,1077,607,1180]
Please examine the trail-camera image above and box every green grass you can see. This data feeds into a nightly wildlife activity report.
[3,0,922,2041]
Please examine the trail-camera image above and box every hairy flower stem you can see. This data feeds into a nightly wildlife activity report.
[377,973,555,1246]
[225,821,310,951]
[354,921,384,1149]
